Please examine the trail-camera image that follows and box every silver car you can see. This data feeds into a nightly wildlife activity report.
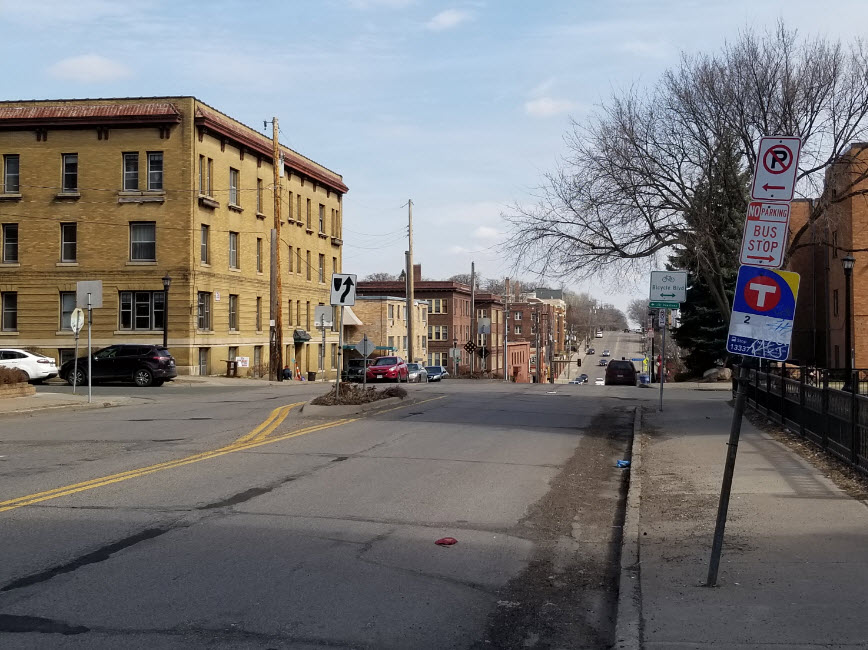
[407,363,428,383]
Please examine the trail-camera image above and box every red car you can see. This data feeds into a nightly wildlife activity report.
[366,356,408,382]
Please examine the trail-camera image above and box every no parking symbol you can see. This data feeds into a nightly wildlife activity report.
[750,136,801,202]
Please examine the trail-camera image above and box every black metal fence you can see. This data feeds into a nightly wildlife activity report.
[742,365,868,476]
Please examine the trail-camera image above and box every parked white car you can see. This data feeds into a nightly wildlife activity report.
[0,348,59,383]
[594,376,605,386]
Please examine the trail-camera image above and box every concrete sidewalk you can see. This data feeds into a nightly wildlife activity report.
[621,392,868,649]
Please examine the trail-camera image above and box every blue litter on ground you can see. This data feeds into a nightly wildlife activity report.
[616,460,631,468]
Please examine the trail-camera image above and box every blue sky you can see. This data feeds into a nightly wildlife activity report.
[3,0,868,314]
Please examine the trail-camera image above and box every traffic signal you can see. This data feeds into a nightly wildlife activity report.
[577,358,582,367]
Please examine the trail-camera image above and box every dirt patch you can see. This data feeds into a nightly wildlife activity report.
[310,384,407,406]
[472,408,634,649]
[742,404,868,502]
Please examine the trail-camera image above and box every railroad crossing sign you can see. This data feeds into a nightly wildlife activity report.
[464,341,477,354]
[739,201,790,268]
[649,270,687,303]
[750,136,801,202]
[330,273,357,306]
[726,266,800,361]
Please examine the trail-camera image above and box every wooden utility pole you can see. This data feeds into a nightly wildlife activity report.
[269,117,283,381]
[470,261,475,375]
[405,199,415,364]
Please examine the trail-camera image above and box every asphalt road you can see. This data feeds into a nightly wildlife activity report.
[1,345,639,649]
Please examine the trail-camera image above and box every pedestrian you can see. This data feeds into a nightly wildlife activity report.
[283,365,292,380]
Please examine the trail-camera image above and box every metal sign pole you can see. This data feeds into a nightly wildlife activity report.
[362,333,368,390]
[72,331,79,394]
[320,315,326,382]
[659,309,666,411]
[336,306,344,401]
[87,293,93,404]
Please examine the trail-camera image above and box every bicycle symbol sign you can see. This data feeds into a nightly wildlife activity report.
[649,270,687,303]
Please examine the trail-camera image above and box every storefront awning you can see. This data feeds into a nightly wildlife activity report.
[342,306,363,326]
[293,328,311,343]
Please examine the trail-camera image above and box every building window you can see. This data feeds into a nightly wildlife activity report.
[832,231,838,258]
[119,291,165,331]
[388,336,395,350]
[122,152,138,191]
[306,198,312,228]
[319,204,325,232]
[257,178,263,213]
[61,223,77,262]
[200,224,209,264]
[4,154,20,193]
[2,223,18,263]
[147,152,163,191]
[428,325,448,341]
[62,153,78,192]
[1,292,17,331]
[130,222,156,261]
[331,343,337,369]
[229,168,239,206]
[332,256,337,276]
[229,294,239,331]
[228,346,238,363]
[388,304,395,319]
[229,231,239,269]
[60,292,75,330]
[197,292,212,330]
[431,298,448,314]
[256,296,262,331]
[833,289,839,317]
[297,195,302,224]
[318,254,325,282]
[257,238,263,273]
[199,156,213,196]
[515,325,522,334]
[306,250,311,281]
[513,311,522,320]
[296,248,302,275]
[306,301,311,330]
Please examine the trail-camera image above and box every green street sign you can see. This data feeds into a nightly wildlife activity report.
[649,301,680,308]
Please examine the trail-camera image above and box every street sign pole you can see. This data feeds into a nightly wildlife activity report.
[363,334,369,390]
[336,307,344,400]
[70,307,84,394]
[87,293,93,404]
[659,309,666,412]
[320,315,326,383]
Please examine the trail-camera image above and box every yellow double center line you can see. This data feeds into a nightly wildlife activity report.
[0,396,445,514]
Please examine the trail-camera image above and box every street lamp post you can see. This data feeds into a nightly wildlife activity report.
[162,272,172,349]
[843,255,855,392]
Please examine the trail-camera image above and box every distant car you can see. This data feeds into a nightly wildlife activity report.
[0,348,59,383]
[59,344,176,387]
[366,356,408,382]
[602,349,611,357]
[343,358,374,382]
[595,331,603,338]
[605,360,639,386]
[569,377,585,384]
[587,348,596,355]
[594,377,605,385]
[425,366,449,381]
[407,363,428,383]
[579,373,589,382]
[598,359,608,366]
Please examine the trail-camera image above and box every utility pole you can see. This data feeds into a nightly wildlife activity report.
[503,277,510,382]
[470,261,476,375]
[405,199,415,364]
[268,117,283,381]
[534,308,541,384]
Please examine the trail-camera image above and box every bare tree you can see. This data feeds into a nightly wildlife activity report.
[448,273,474,286]
[504,25,868,319]
[363,272,398,282]
[627,299,648,328]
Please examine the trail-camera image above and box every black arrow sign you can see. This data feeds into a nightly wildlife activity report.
[340,276,355,302]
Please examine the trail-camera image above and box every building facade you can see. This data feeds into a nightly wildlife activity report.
[344,296,428,362]
[0,97,346,378]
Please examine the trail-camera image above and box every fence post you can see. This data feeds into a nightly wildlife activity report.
[822,370,829,449]
[765,365,772,418]
[799,365,806,439]
[851,370,859,465]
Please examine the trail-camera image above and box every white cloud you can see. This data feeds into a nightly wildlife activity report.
[426,9,472,31]
[473,225,502,241]
[47,54,132,83]
[524,96,577,118]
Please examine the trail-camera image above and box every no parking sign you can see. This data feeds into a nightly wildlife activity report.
[726,266,800,361]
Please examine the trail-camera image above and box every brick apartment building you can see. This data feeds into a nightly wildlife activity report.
[0,97,346,378]
[357,266,505,375]
[787,143,868,370]
[503,287,567,380]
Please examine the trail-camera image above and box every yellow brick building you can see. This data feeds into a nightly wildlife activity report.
[0,97,347,377]
[344,296,429,362]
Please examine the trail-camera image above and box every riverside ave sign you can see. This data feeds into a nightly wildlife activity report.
[739,201,790,268]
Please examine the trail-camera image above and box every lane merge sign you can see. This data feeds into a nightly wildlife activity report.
[739,201,790,268]
[726,266,800,361]
[750,136,801,202]
[649,270,687,303]
[330,273,357,306]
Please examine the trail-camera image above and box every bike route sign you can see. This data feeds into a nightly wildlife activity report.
[649,270,687,303]
[726,266,800,361]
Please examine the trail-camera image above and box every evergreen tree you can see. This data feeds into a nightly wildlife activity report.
[670,139,749,375]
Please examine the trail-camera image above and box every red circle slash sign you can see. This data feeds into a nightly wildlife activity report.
[763,145,793,175]
[743,276,781,312]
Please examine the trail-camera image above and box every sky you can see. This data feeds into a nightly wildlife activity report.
[3,0,868,318]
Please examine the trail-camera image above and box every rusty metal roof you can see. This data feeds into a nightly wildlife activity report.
[0,102,180,121]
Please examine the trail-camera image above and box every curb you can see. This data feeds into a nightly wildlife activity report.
[0,396,131,418]
[300,396,404,417]
[614,406,643,649]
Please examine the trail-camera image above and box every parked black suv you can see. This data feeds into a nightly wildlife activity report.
[60,344,177,387]
[343,358,373,382]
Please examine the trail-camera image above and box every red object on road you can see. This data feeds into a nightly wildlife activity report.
[435,537,458,546]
